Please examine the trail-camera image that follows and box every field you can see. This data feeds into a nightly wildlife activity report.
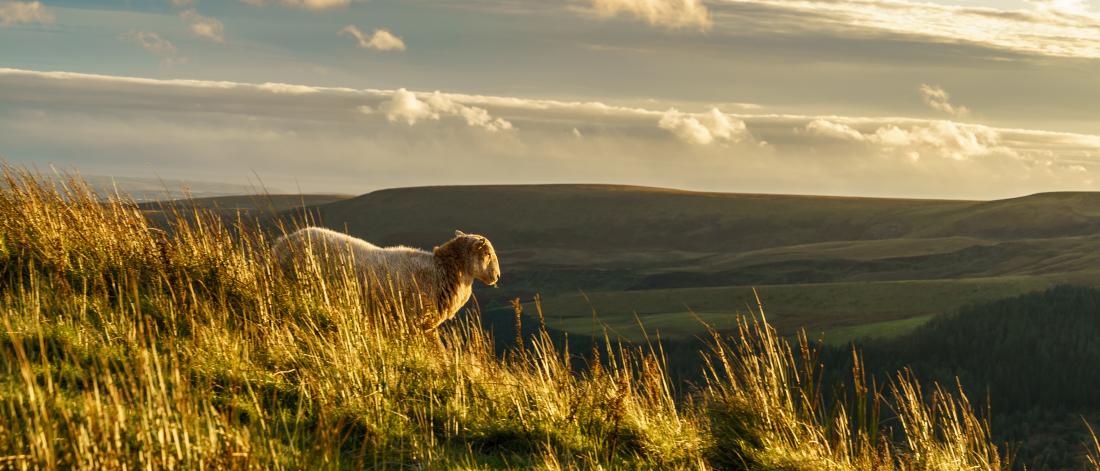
[0,170,1021,469]
[522,276,1088,343]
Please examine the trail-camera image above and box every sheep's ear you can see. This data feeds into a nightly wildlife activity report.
[454,230,466,237]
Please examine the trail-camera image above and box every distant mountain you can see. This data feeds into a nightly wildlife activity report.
[138,194,352,213]
[12,175,282,202]
[139,194,353,229]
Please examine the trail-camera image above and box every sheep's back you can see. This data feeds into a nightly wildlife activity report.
[274,227,433,280]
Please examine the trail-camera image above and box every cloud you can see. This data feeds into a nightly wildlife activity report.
[171,0,194,6]
[241,0,352,9]
[804,118,1005,161]
[376,88,513,132]
[707,0,1100,60]
[805,119,864,141]
[919,84,969,117]
[0,1,53,26]
[586,0,711,29]
[659,108,748,145]
[180,9,224,43]
[119,31,185,64]
[339,25,406,51]
[2,68,1099,199]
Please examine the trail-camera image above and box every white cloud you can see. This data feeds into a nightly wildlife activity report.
[804,118,1006,161]
[0,1,53,26]
[869,121,1001,161]
[119,31,184,64]
[805,118,864,141]
[2,68,1099,199]
[710,0,1100,59]
[1030,0,1093,16]
[587,0,711,29]
[180,9,224,43]
[919,84,969,117]
[376,88,513,132]
[339,25,407,51]
[242,0,351,9]
[659,108,748,145]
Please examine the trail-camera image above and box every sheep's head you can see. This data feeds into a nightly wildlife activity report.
[438,230,500,286]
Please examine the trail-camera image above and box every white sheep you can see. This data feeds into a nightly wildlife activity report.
[272,227,500,331]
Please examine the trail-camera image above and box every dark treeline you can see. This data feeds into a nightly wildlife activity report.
[826,284,1100,469]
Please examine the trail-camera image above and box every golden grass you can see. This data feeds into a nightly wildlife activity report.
[0,167,1014,469]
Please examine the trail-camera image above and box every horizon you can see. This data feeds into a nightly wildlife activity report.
[82,173,1100,204]
[2,0,1099,199]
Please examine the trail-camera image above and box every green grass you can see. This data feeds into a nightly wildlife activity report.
[0,167,1027,469]
[519,275,1100,342]
[814,315,935,346]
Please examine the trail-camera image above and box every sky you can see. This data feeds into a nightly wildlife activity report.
[1,0,1099,199]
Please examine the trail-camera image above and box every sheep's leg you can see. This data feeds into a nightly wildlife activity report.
[431,329,445,351]
[418,314,445,351]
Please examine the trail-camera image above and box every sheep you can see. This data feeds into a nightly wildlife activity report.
[272,227,500,332]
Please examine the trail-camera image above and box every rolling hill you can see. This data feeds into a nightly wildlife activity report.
[139,193,353,228]
[277,184,1100,341]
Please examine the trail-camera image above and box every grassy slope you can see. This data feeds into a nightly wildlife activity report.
[296,184,1100,343]
[0,171,1016,469]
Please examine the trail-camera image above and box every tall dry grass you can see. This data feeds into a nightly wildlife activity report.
[0,167,1011,469]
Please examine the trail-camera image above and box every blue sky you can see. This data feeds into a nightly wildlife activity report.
[1,0,1099,198]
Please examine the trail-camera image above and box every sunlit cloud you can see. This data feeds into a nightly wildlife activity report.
[180,9,224,43]
[659,108,749,145]
[372,88,513,132]
[805,119,863,141]
[1,68,1098,199]
[919,85,969,117]
[806,118,1010,161]
[339,25,406,51]
[0,1,52,26]
[584,0,711,29]
[241,0,352,10]
[709,0,1100,59]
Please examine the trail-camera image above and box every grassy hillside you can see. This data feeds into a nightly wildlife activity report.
[294,184,1100,343]
[0,169,1019,469]
[305,184,976,252]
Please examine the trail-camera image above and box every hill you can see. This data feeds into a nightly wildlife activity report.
[137,194,353,212]
[0,170,1013,469]
[0,174,276,201]
[139,193,352,228]
[291,184,1100,342]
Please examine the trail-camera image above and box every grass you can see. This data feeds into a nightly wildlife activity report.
[815,315,935,346]
[523,277,1076,342]
[0,167,1035,469]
